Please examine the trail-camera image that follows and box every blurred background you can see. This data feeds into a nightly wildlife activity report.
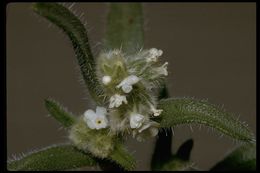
[7,3,256,170]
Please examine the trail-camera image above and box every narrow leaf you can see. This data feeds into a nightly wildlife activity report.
[105,3,144,54]
[32,3,104,104]
[44,98,76,128]
[158,98,255,143]
[158,156,194,171]
[109,142,136,171]
[176,139,194,161]
[211,143,256,171]
[7,144,97,171]
[151,129,172,170]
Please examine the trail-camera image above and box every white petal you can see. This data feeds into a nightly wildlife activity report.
[122,96,128,104]
[130,113,145,129]
[147,48,163,62]
[96,106,107,116]
[161,62,168,76]
[150,105,163,116]
[84,109,96,120]
[122,85,133,93]
[125,75,140,85]
[138,123,151,133]
[138,121,160,133]
[109,94,127,108]
[83,107,108,130]
[116,75,140,93]
[86,119,97,129]
[153,109,163,116]
[94,116,108,129]
[149,48,163,57]
[109,101,115,108]
[155,62,168,76]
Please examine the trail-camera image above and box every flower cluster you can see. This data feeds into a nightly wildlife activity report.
[83,48,168,141]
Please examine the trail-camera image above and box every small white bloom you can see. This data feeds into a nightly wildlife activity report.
[109,94,128,108]
[116,75,140,93]
[138,121,160,133]
[129,113,145,129]
[146,48,163,62]
[83,106,108,130]
[156,62,168,76]
[133,121,159,142]
[150,104,163,117]
[102,75,112,85]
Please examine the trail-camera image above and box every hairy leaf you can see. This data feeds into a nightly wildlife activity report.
[108,142,136,171]
[32,3,104,104]
[211,143,256,171]
[158,98,255,143]
[151,129,172,170]
[105,3,144,54]
[152,138,194,171]
[176,139,194,161]
[44,98,76,128]
[157,156,194,171]
[7,144,97,171]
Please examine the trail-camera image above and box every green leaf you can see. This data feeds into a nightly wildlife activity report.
[44,98,76,128]
[211,143,256,171]
[108,142,136,171]
[158,98,255,143]
[152,138,194,171]
[7,144,97,171]
[157,156,194,171]
[151,129,173,170]
[32,3,104,104]
[176,139,194,161]
[105,3,144,54]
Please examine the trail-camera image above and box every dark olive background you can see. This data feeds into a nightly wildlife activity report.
[7,3,256,170]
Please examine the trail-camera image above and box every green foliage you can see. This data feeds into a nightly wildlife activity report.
[105,3,144,54]
[158,98,255,143]
[211,143,256,171]
[151,129,173,170]
[9,2,254,171]
[175,139,194,161]
[159,157,194,171]
[32,3,104,104]
[7,145,97,171]
[109,142,136,171]
[152,138,195,171]
[69,117,116,158]
[44,98,76,128]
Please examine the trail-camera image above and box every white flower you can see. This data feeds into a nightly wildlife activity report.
[102,76,112,85]
[146,48,163,62]
[116,75,140,93]
[83,107,108,130]
[138,121,155,133]
[129,113,145,129]
[156,62,168,76]
[150,104,163,117]
[132,121,159,142]
[109,94,128,108]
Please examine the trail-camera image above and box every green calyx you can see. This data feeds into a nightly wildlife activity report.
[69,117,116,158]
